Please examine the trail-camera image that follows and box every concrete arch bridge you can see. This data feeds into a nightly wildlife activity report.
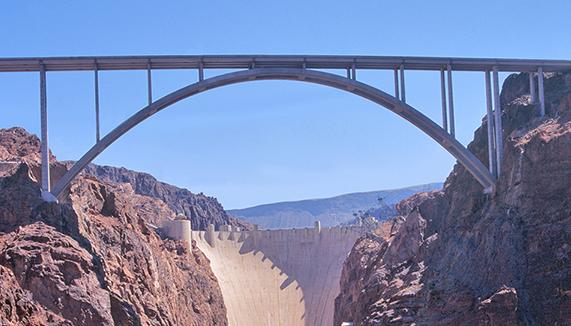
[0,55,568,201]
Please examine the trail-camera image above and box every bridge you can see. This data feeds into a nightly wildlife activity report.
[1,55,569,202]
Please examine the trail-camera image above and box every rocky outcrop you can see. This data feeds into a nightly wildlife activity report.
[335,71,571,325]
[0,128,228,325]
[82,164,251,231]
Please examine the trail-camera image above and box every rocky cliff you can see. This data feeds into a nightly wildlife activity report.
[335,71,571,325]
[82,164,251,231]
[0,127,227,325]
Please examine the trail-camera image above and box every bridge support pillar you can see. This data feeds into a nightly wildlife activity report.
[440,68,448,132]
[537,67,546,117]
[94,62,101,143]
[393,68,400,99]
[485,71,498,178]
[39,65,56,203]
[146,61,153,105]
[351,63,356,80]
[198,61,204,81]
[492,67,503,177]
[399,64,406,103]
[447,65,455,137]
[529,72,537,104]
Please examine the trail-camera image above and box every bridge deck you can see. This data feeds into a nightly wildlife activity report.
[1,55,570,72]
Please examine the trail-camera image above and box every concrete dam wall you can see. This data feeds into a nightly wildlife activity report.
[164,220,362,325]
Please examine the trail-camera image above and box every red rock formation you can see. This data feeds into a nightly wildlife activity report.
[335,71,571,325]
[0,128,228,325]
[82,164,251,231]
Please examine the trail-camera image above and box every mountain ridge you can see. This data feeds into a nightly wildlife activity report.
[229,182,442,229]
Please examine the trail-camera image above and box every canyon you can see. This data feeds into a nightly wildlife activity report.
[0,69,570,326]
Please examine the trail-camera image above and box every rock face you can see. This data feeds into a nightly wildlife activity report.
[0,128,227,325]
[335,71,571,325]
[82,164,251,231]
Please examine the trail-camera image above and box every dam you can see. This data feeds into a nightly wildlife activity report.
[164,220,363,325]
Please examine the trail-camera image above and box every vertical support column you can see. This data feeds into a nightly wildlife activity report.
[94,62,100,143]
[206,224,216,247]
[198,61,204,81]
[529,72,537,104]
[39,64,55,202]
[399,64,406,102]
[146,61,152,105]
[440,67,448,132]
[537,67,546,117]
[346,67,351,79]
[393,68,400,100]
[446,64,455,137]
[492,67,503,177]
[485,71,498,178]
[351,63,356,81]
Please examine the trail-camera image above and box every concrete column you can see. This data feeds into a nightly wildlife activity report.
[314,220,321,233]
[206,224,216,247]
[94,63,101,143]
[447,64,455,137]
[346,67,351,79]
[351,63,356,81]
[529,72,537,104]
[440,67,448,132]
[393,68,400,100]
[146,62,152,105]
[492,67,503,177]
[39,64,55,202]
[198,61,204,81]
[162,220,192,248]
[485,71,498,178]
[537,67,546,116]
[399,64,406,103]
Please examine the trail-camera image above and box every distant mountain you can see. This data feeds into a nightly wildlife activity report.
[229,183,443,229]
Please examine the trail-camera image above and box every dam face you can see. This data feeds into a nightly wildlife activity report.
[187,224,362,326]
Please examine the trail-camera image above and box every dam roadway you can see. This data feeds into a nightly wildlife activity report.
[165,220,362,325]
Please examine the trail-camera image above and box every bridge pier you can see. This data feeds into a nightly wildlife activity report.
[39,65,56,203]
[492,67,504,177]
[440,68,448,132]
[94,62,101,143]
[399,64,406,102]
[147,61,153,105]
[447,65,456,137]
[537,67,546,116]
[529,72,537,104]
[485,71,498,178]
[393,68,400,99]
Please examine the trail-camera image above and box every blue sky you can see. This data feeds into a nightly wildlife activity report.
[1,0,570,208]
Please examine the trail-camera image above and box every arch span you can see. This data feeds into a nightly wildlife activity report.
[51,68,495,199]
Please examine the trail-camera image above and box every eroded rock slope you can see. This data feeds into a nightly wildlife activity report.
[335,71,571,325]
[0,127,227,325]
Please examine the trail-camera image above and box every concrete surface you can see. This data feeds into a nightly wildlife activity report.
[191,225,362,326]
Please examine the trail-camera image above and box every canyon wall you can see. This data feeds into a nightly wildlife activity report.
[334,72,571,325]
[83,164,251,231]
[0,127,228,325]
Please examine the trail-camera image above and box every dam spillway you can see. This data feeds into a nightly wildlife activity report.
[170,222,362,325]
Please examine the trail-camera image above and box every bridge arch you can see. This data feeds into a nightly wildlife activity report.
[51,67,495,199]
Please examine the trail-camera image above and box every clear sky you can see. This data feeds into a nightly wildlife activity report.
[1,1,570,209]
